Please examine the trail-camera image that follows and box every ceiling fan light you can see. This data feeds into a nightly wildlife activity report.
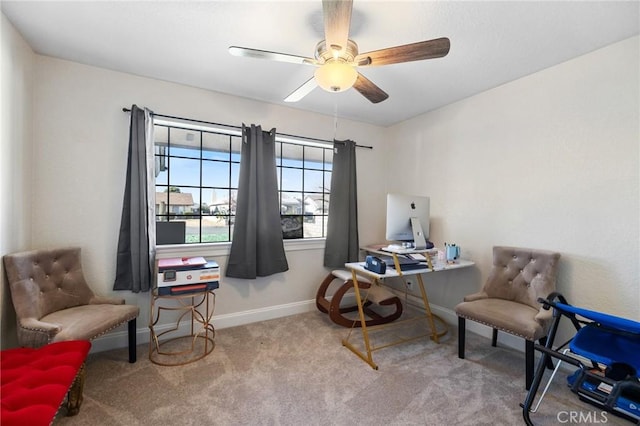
[314,62,358,93]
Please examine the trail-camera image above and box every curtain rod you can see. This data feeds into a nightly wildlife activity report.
[122,107,372,149]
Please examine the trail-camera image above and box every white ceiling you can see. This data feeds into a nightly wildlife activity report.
[2,1,639,126]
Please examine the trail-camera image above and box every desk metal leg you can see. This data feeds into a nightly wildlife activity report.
[416,274,439,343]
[341,270,378,370]
[341,268,443,369]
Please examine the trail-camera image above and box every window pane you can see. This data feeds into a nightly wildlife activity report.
[184,216,201,244]
[155,155,168,185]
[169,158,200,186]
[168,128,200,158]
[200,188,214,215]
[304,194,323,215]
[156,220,186,245]
[324,171,332,190]
[304,169,324,192]
[230,136,242,162]
[155,125,168,145]
[183,188,200,215]
[275,142,282,166]
[281,168,302,191]
[201,219,232,243]
[230,189,238,214]
[202,160,230,187]
[325,153,333,171]
[158,188,196,216]
[231,163,240,188]
[322,195,330,215]
[208,188,232,214]
[281,192,303,214]
[282,215,303,239]
[303,147,325,169]
[202,132,230,161]
[155,187,168,217]
[304,216,326,238]
[281,143,303,167]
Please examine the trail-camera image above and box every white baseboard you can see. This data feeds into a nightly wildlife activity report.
[213,299,317,329]
[91,291,527,356]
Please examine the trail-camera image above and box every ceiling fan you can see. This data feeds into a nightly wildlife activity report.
[228,0,450,104]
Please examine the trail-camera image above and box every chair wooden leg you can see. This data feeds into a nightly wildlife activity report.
[525,339,534,390]
[66,363,85,416]
[128,318,137,363]
[492,328,498,347]
[458,317,466,359]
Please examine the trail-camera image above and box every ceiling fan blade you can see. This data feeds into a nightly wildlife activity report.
[284,77,318,103]
[229,46,317,66]
[353,73,388,104]
[355,37,450,67]
[322,0,353,55]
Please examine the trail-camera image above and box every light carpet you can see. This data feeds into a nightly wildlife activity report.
[55,309,629,425]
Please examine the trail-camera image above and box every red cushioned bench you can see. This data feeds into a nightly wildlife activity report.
[1,340,91,426]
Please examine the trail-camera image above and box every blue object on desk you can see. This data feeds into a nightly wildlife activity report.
[364,256,386,274]
[377,255,425,271]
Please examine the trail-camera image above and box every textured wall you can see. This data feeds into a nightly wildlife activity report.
[1,14,34,349]
[27,55,387,346]
[4,22,637,353]
[386,36,640,328]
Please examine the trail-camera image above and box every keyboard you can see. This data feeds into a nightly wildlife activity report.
[381,241,435,254]
[381,245,417,254]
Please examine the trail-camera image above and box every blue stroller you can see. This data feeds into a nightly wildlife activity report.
[522,293,640,424]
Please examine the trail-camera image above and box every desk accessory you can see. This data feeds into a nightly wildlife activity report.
[445,243,460,263]
[365,255,386,274]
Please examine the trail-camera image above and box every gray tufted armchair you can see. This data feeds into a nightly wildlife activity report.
[3,247,139,362]
[455,246,561,390]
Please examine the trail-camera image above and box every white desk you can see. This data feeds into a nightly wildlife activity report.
[343,249,474,369]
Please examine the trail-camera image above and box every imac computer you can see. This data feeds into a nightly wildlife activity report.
[385,193,430,250]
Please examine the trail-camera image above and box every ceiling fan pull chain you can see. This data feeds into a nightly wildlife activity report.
[333,102,339,143]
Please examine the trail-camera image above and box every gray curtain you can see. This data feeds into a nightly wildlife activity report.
[226,124,289,279]
[113,105,156,292]
[324,139,359,268]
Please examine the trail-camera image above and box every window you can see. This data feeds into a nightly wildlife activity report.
[154,120,333,245]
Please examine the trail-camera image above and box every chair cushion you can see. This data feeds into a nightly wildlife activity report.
[1,340,91,426]
[455,298,546,340]
[4,247,96,320]
[484,247,560,310]
[43,304,139,342]
[365,284,398,305]
[331,269,371,284]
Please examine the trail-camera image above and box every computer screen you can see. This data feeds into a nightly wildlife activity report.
[385,193,430,249]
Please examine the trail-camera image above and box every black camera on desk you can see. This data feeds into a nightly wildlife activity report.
[365,255,386,274]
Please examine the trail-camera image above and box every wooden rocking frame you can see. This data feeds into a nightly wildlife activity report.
[316,270,403,328]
